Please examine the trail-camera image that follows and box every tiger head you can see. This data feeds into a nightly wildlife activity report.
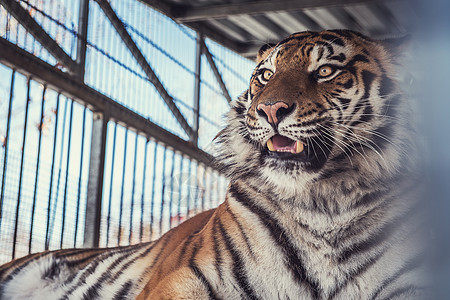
[216,30,413,195]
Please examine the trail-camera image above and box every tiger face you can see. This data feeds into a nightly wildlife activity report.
[217,30,409,193]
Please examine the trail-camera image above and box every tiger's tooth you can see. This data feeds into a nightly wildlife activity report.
[267,139,275,151]
[295,141,304,153]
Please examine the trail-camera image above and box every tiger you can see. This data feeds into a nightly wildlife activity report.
[0,30,430,299]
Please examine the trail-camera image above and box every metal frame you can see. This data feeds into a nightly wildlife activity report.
[0,70,15,225]
[0,0,78,74]
[139,0,409,59]
[201,40,233,104]
[1,0,197,139]
[139,0,249,55]
[11,76,31,258]
[0,0,234,250]
[0,36,219,248]
[94,0,194,139]
[0,38,214,167]
[83,112,108,248]
[192,32,203,145]
[75,0,90,80]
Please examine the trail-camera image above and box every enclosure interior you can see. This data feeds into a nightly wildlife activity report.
[0,0,420,265]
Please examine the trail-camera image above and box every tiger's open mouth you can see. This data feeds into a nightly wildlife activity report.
[267,135,304,154]
[264,134,330,169]
[265,134,309,161]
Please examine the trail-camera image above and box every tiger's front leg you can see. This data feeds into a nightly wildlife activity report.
[136,268,217,300]
[135,208,223,300]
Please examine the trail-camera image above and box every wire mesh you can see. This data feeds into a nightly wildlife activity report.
[98,123,226,247]
[0,70,92,264]
[1,0,254,142]
[0,0,253,263]
[199,38,254,149]
[0,0,78,65]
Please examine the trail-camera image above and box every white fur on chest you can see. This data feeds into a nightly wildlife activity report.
[1,256,71,300]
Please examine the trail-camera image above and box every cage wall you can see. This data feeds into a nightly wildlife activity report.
[0,0,253,264]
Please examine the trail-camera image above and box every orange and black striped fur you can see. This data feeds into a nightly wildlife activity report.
[0,30,429,299]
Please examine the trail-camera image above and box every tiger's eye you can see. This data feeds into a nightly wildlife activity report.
[317,66,334,77]
[263,69,273,81]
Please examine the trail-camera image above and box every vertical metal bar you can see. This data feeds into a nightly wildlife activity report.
[12,76,31,259]
[204,168,209,209]
[129,134,138,244]
[92,4,101,91]
[186,160,192,218]
[215,172,220,207]
[177,155,184,225]
[46,0,52,44]
[76,0,89,81]
[83,112,108,248]
[23,25,29,52]
[192,32,203,145]
[149,143,158,240]
[210,170,215,207]
[5,11,10,40]
[209,170,215,208]
[0,70,15,229]
[206,168,212,209]
[139,139,149,241]
[193,163,200,215]
[168,151,176,229]
[29,85,47,254]
[14,7,19,44]
[30,15,36,56]
[159,147,168,236]
[74,105,87,247]
[60,100,74,249]
[47,97,68,249]
[201,166,207,212]
[117,129,129,246]
[45,94,61,250]
[106,123,117,246]
[105,1,113,98]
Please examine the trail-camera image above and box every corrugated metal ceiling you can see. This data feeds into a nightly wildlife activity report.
[139,0,416,58]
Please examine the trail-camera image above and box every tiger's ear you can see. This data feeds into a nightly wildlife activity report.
[256,43,276,63]
[381,35,412,64]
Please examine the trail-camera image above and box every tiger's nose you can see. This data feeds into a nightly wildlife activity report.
[256,101,294,125]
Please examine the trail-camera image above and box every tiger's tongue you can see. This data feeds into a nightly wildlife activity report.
[272,135,296,151]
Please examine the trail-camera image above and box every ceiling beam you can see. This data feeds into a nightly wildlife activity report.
[139,0,248,54]
[174,0,393,23]
[187,21,249,54]
[137,0,176,18]
[207,19,252,43]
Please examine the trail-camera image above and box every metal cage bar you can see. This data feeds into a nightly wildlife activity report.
[0,70,15,229]
[11,77,31,259]
[45,94,61,250]
[28,85,46,254]
[74,106,88,247]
